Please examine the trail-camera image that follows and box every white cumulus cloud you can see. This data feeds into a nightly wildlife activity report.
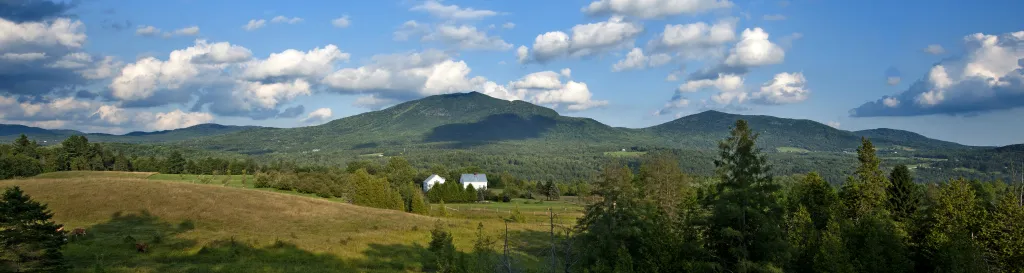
[751,72,809,104]
[582,0,734,19]
[243,19,266,31]
[302,108,333,123]
[412,0,498,20]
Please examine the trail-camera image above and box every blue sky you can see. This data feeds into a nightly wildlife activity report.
[2,0,1023,146]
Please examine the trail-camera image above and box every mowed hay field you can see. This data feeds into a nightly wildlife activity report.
[1,173,574,272]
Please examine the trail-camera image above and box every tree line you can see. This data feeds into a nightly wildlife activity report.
[423,120,1024,273]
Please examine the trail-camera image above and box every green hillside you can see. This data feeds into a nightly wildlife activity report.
[0,92,1009,183]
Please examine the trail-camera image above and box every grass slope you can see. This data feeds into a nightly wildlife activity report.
[1,173,578,272]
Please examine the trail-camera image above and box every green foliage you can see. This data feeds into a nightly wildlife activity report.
[979,192,1024,272]
[888,165,921,222]
[706,120,788,271]
[408,188,429,215]
[840,138,891,220]
[0,186,69,272]
[165,151,186,174]
[509,204,525,223]
[427,221,461,273]
[350,169,403,211]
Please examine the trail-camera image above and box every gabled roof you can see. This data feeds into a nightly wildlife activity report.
[423,174,445,183]
[460,173,487,183]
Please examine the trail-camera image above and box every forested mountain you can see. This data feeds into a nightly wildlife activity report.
[0,123,263,144]
[0,92,1013,183]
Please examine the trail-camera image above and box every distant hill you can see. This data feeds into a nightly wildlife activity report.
[0,123,264,144]
[853,128,973,151]
[0,92,1007,182]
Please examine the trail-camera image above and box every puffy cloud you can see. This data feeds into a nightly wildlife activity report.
[511,71,563,90]
[647,18,736,53]
[173,26,200,36]
[331,16,350,28]
[560,68,572,78]
[751,72,809,104]
[140,109,214,131]
[0,17,86,50]
[762,14,786,21]
[110,40,253,102]
[924,44,945,55]
[516,45,529,63]
[233,79,312,110]
[411,0,498,20]
[135,25,160,36]
[677,73,744,93]
[883,97,900,107]
[655,94,691,116]
[724,28,785,67]
[524,16,643,63]
[826,121,840,128]
[423,24,512,51]
[301,107,333,123]
[242,44,349,79]
[322,50,480,98]
[502,22,515,29]
[271,16,303,24]
[851,30,1024,117]
[582,0,733,19]
[243,19,266,31]
[612,47,672,71]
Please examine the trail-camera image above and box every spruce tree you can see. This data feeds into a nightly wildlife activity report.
[165,151,186,174]
[706,119,787,271]
[0,186,68,272]
[840,137,890,220]
[887,165,920,222]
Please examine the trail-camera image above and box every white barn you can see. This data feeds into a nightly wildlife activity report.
[459,173,488,190]
[422,174,445,192]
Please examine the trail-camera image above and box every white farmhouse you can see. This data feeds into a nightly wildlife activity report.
[459,173,488,190]
[422,174,446,192]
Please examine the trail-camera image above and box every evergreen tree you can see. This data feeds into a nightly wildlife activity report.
[705,119,788,271]
[840,137,890,220]
[811,218,854,273]
[887,165,920,222]
[409,190,429,215]
[350,169,404,210]
[0,186,68,272]
[428,221,459,273]
[165,151,186,174]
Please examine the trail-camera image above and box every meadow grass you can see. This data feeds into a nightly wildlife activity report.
[32,171,157,179]
[1,174,584,272]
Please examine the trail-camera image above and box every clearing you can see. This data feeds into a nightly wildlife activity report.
[2,172,583,272]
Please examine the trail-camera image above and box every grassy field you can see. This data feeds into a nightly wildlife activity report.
[32,171,157,179]
[776,147,811,153]
[603,151,647,157]
[1,172,585,272]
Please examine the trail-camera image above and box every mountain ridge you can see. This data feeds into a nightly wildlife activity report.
[0,92,994,152]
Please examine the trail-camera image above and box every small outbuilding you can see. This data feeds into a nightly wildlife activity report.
[422,174,446,192]
[459,173,488,190]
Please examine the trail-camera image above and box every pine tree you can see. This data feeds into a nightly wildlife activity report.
[706,119,788,271]
[840,137,890,220]
[887,165,920,222]
[0,186,69,272]
[428,220,458,273]
[409,190,429,215]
